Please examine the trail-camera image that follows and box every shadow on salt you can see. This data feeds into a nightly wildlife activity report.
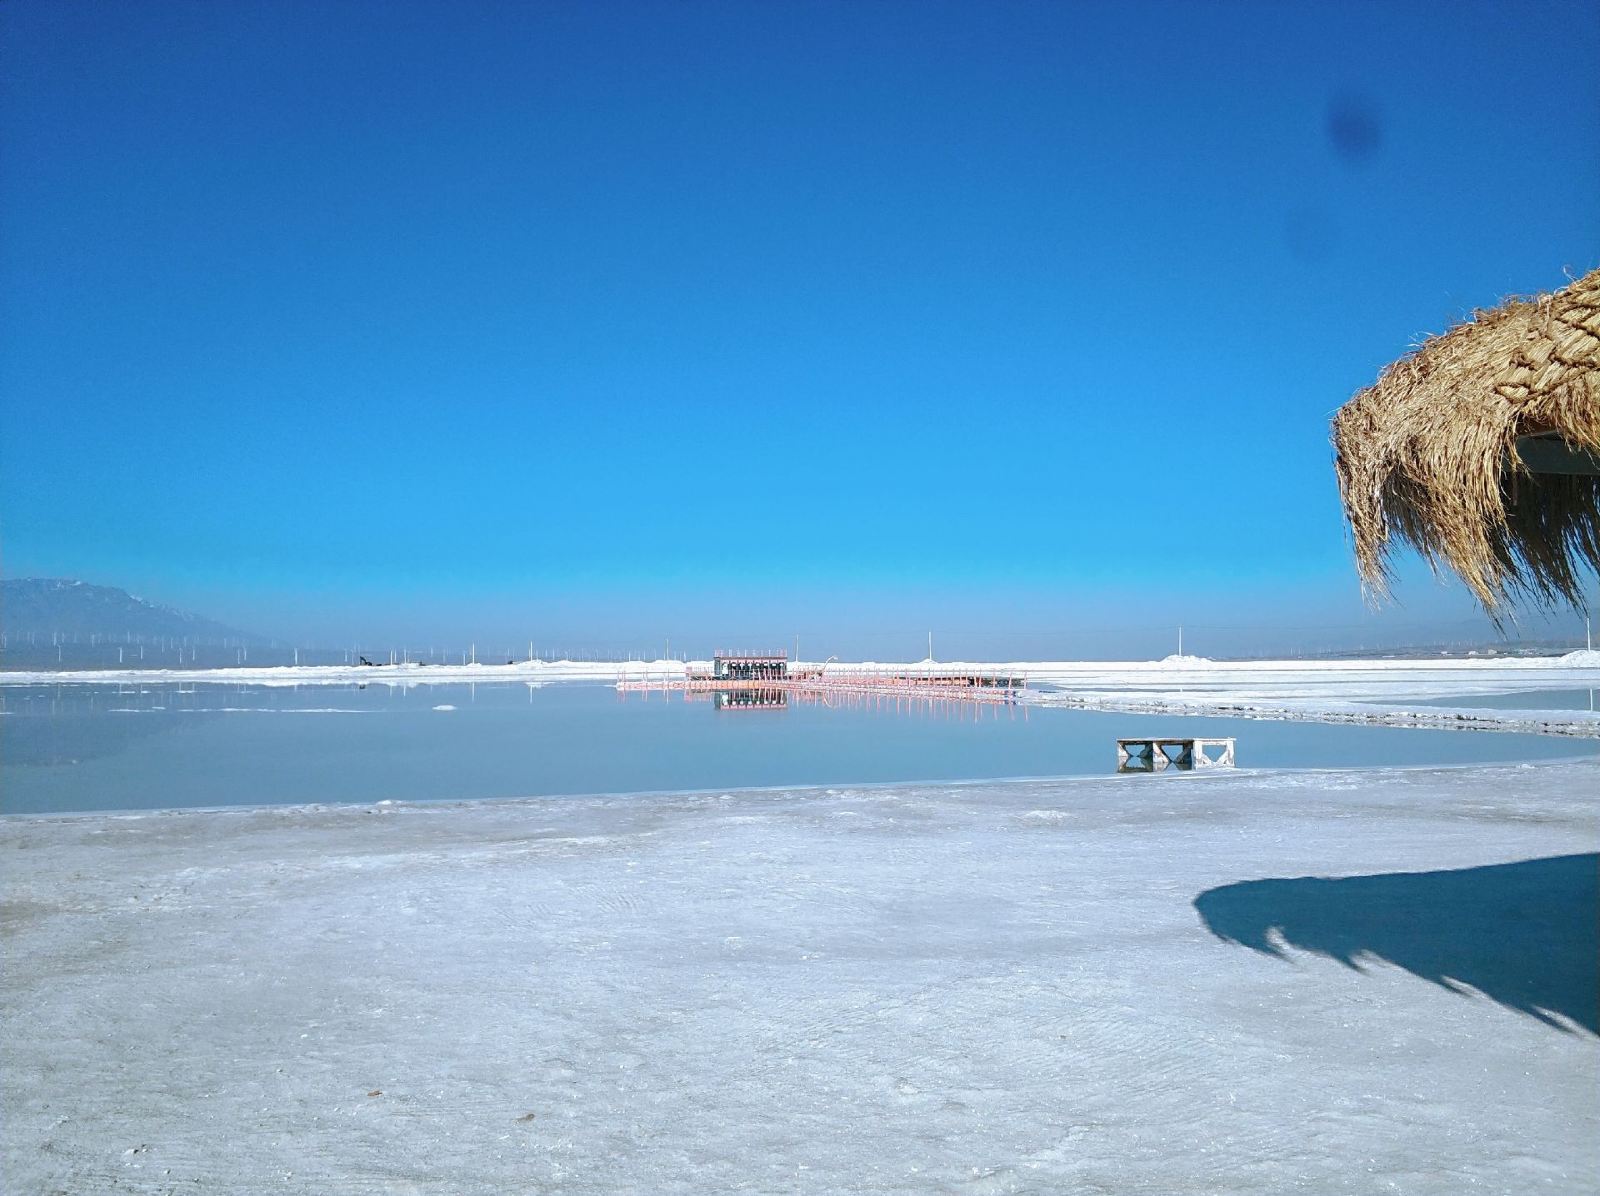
[1196,852,1600,1034]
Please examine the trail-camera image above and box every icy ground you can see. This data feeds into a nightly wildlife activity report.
[3,762,1597,1194]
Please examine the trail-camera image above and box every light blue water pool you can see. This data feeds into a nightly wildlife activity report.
[1409,687,1598,712]
[1,681,1590,815]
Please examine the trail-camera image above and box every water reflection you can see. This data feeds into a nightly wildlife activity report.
[1,681,1589,816]
[1,684,219,766]
[711,688,788,712]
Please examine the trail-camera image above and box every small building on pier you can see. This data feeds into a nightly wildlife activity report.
[711,651,788,681]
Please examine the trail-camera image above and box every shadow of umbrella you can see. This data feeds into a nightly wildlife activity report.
[1195,854,1598,1034]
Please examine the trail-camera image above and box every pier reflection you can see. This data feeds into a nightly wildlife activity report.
[711,688,788,712]
[615,675,1029,726]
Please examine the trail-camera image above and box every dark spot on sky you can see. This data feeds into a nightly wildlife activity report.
[1326,95,1383,164]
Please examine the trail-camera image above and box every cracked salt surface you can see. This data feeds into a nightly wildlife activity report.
[3,760,1597,1193]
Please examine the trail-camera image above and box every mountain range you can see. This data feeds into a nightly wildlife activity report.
[0,578,261,644]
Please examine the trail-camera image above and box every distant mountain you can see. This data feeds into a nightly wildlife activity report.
[0,578,261,645]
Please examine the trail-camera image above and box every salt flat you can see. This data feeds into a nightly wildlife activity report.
[3,761,1596,1194]
[6,651,1598,703]
[8,654,1599,743]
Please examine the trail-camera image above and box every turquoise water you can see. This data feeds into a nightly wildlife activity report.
[1410,688,1598,712]
[1,681,1590,815]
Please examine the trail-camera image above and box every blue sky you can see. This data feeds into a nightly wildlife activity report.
[3,0,1597,658]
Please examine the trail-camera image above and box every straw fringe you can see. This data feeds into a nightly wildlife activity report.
[1332,268,1600,612]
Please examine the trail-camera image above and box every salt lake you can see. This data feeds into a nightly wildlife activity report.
[2,680,1590,815]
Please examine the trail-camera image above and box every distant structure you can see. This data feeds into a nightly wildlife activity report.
[629,654,1025,712]
[709,651,788,682]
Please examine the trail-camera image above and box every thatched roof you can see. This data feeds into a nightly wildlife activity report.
[1332,268,1600,612]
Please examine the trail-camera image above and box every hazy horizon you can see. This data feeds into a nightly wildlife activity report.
[1,571,1593,664]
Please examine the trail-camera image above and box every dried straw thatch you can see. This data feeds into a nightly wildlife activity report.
[1333,268,1600,612]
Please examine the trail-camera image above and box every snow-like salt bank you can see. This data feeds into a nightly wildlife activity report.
[3,763,1595,1193]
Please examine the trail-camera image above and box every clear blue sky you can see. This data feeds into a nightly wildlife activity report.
[3,0,1597,658]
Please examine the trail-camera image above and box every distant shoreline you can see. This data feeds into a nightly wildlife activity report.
[3,652,1597,685]
[5,655,1597,738]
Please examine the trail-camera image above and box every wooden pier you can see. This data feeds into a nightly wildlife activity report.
[617,665,1026,708]
[1116,736,1235,771]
